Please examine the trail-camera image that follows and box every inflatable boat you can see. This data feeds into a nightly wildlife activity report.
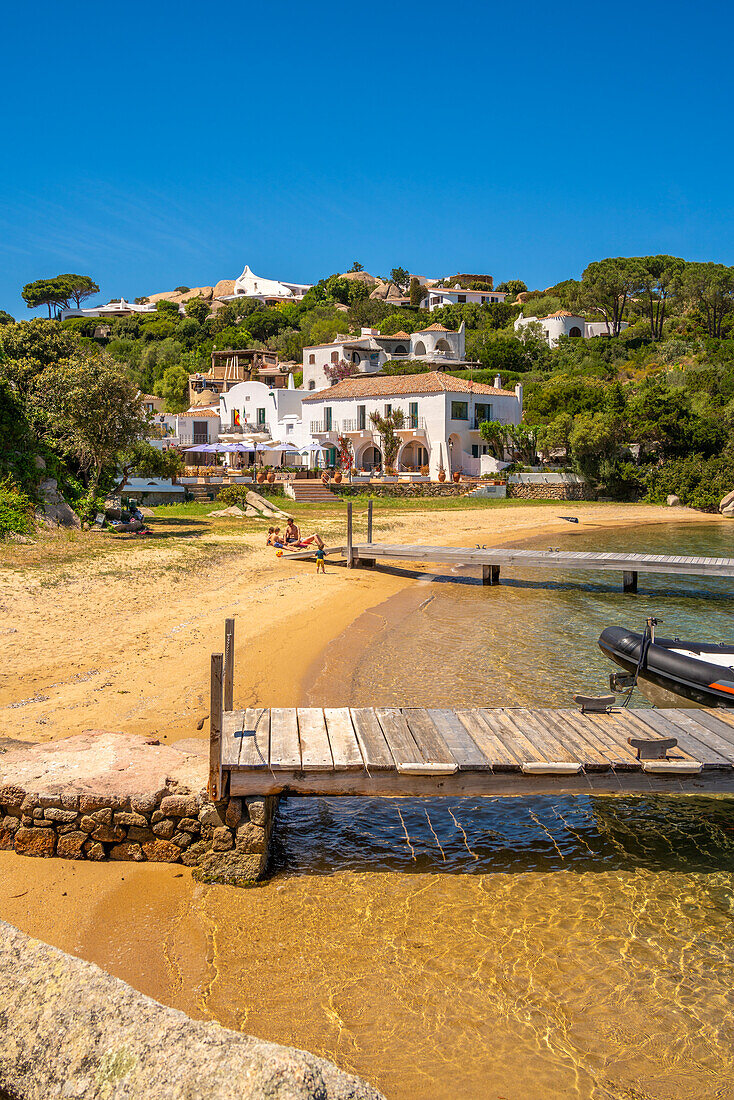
[599,625,734,708]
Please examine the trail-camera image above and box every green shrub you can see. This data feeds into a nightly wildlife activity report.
[0,479,35,538]
[644,453,734,511]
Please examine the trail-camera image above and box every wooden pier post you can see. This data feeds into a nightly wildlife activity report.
[367,499,373,543]
[209,652,223,800]
[623,570,638,593]
[483,565,501,586]
[346,501,354,568]
[223,618,234,712]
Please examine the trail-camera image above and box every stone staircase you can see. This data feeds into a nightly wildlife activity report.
[286,480,340,503]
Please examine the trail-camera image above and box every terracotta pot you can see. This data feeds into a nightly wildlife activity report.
[267,471,275,484]
[321,473,329,485]
[438,471,446,483]
[256,471,266,484]
[333,470,343,484]
[453,471,461,483]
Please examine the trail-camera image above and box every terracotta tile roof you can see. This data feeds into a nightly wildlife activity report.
[178,408,220,418]
[422,323,450,332]
[302,371,516,402]
[381,330,410,339]
[543,310,578,318]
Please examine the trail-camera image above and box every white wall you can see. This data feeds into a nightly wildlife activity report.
[220,380,309,446]
[425,289,507,311]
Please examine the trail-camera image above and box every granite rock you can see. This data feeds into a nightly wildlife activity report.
[0,919,383,1099]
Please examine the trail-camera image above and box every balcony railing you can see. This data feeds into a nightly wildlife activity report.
[404,416,427,430]
[309,421,336,434]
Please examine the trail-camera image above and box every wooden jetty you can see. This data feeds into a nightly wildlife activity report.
[208,621,734,800]
[288,501,734,592]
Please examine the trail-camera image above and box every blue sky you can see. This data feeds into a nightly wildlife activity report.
[2,0,732,317]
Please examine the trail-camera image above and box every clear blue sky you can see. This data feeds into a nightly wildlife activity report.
[2,0,732,318]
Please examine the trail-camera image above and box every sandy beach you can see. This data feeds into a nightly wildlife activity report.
[1,499,730,1100]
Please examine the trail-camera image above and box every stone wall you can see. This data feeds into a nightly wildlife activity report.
[0,785,277,885]
[0,732,276,886]
[506,483,597,501]
[0,919,383,1100]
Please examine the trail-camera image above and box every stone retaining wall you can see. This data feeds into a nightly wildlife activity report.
[506,483,597,501]
[0,786,277,885]
[0,732,277,886]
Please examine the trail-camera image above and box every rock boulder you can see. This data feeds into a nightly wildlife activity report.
[0,919,383,1099]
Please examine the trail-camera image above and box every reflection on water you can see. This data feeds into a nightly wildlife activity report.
[214,524,734,1099]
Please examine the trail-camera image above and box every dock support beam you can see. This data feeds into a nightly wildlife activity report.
[361,499,375,567]
[209,652,223,800]
[223,618,234,712]
[483,565,501,586]
[623,570,638,593]
[346,501,354,567]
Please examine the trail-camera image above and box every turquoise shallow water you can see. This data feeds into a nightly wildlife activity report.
[262,522,734,1099]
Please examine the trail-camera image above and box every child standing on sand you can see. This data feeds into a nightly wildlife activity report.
[315,545,326,574]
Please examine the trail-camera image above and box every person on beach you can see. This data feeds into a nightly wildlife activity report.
[284,518,300,544]
[268,526,324,552]
[315,544,326,573]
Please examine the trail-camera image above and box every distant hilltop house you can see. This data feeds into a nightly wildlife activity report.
[60,265,312,321]
[514,310,629,347]
[302,323,471,391]
[424,283,507,312]
[302,370,523,477]
[216,265,312,305]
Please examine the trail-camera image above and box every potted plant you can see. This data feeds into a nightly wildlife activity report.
[266,470,276,484]
[256,469,266,484]
[333,470,343,484]
[453,471,461,483]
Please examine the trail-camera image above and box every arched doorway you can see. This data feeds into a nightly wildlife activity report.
[435,338,452,354]
[399,441,429,471]
[413,340,426,356]
[359,444,382,473]
[569,326,582,338]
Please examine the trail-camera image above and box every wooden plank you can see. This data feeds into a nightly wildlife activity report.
[296,708,333,771]
[223,618,235,712]
[324,707,363,769]
[269,707,301,770]
[575,712,642,769]
[650,710,734,766]
[209,652,223,800]
[236,708,270,768]
[229,767,734,798]
[457,708,521,768]
[221,709,240,767]
[700,708,734,740]
[690,710,734,753]
[403,709,456,766]
[350,708,394,769]
[427,708,494,770]
[374,707,421,767]
[484,709,547,763]
[621,711,700,764]
[505,708,578,763]
[560,709,640,767]
[534,709,610,770]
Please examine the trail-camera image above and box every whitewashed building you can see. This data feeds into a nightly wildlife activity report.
[218,379,311,449]
[174,408,221,447]
[302,323,470,392]
[60,297,160,321]
[301,371,523,477]
[217,265,312,306]
[424,286,507,311]
[514,309,629,347]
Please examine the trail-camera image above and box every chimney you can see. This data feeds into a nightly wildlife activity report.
[515,382,523,411]
[494,375,502,389]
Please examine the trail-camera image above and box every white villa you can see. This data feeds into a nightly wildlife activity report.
[514,310,629,347]
[60,297,161,321]
[302,323,471,391]
[217,265,312,306]
[301,371,523,477]
[218,379,312,449]
[424,286,507,311]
